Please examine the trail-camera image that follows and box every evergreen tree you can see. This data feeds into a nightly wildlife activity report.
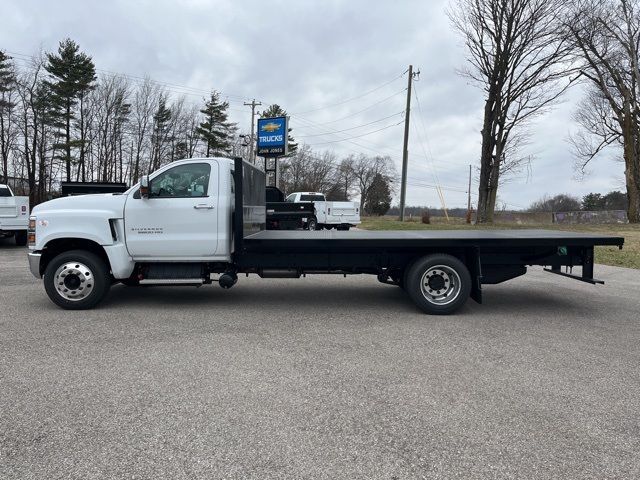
[0,51,16,183]
[196,91,236,157]
[261,104,297,155]
[150,96,172,171]
[364,173,392,215]
[44,38,96,181]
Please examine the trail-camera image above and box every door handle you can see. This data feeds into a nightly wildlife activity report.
[194,204,214,209]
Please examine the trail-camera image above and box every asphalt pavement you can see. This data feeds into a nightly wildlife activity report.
[1,241,639,479]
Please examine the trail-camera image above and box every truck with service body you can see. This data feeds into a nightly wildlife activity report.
[27,157,624,314]
[285,192,360,230]
[0,184,30,246]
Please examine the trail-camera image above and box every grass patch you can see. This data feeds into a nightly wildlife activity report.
[359,216,640,269]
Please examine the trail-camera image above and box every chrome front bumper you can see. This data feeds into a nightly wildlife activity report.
[28,252,42,278]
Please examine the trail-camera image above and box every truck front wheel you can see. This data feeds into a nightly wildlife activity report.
[43,250,111,310]
[405,254,471,315]
[14,231,27,246]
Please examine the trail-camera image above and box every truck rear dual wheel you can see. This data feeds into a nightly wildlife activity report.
[14,231,27,246]
[43,250,111,310]
[405,254,471,315]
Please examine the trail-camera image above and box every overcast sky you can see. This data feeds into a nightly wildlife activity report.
[1,0,624,208]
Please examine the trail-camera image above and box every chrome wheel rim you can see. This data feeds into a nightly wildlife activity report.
[420,265,461,305]
[54,262,94,301]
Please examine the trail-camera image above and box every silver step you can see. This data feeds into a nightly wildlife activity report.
[139,278,204,285]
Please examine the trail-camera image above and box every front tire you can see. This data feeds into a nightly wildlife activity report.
[14,231,27,246]
[43,250,111,310]
[405,254,471,315]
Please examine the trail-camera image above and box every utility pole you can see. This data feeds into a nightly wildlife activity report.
[467,164,472,224]
[244,99,262,163]
[399,65,419,221]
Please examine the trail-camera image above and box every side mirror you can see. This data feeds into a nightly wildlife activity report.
[140,175,149,198]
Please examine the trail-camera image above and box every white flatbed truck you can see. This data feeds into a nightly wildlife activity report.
[26,157,624,314]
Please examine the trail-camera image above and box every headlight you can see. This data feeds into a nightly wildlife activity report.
[28,216,36,246]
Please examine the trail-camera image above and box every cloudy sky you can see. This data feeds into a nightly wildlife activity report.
[1,0,624,208]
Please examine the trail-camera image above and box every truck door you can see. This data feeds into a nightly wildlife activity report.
[124,161,219,259]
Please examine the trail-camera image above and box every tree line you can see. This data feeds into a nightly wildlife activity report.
[528,190,628,212]
[0,40,395,215]
[450,0,640,223]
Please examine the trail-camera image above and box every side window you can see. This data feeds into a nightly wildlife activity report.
[150,163,211,198]
[285,193,295,203]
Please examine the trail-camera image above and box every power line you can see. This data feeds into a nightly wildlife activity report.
[290,73,405,115]
[296,111,404,138]
[290,88,406,126]
[303,120,404,146]
[293,115,403,156]
[5,50,258,104]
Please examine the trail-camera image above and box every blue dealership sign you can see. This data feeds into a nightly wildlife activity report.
[257,116,288,157]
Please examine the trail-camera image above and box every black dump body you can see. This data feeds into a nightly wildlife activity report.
[265,186,314,230]
[233,158,625,303]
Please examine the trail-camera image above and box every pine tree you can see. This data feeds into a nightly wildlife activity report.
[150,96,172,171]
[196,91,236,157]
[0,51,16,183]
[365,173,392,215]
[44,38,96,181]
[260,104,297,155]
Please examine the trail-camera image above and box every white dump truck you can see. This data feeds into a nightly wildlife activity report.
[0,184,30,246]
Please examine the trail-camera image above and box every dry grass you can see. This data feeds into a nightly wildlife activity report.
[360,216,640,269]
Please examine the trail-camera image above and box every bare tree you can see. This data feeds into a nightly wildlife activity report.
[130,78,161,183]
[279,145,336,193]
[449,0,574,222]
[566,0,640,222]
[351,154,396,210]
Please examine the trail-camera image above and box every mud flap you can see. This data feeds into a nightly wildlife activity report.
[468,247,482,304]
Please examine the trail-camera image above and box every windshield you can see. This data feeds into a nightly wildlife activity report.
[0,186,12,197]
[300,194,325,202]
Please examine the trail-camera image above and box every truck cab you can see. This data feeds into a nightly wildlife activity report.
[0,184,30,245]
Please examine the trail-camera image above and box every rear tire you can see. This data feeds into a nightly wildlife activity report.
[43,250,111,310]
[14,231,27,246]
[405,254,471,315]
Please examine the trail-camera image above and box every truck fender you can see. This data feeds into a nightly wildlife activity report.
[39,237,135,280]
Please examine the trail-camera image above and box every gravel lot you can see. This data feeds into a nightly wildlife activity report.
[1,242,639,479]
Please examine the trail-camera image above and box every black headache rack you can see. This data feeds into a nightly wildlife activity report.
[233,157,266,254]
[232,158,624,294]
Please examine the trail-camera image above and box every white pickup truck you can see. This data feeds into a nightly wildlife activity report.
[285,192,360,230]
[0,184,29,246]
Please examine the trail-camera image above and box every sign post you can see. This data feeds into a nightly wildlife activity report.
[257,116,288,187]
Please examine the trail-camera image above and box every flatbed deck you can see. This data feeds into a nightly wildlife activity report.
[244,229,624,250]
